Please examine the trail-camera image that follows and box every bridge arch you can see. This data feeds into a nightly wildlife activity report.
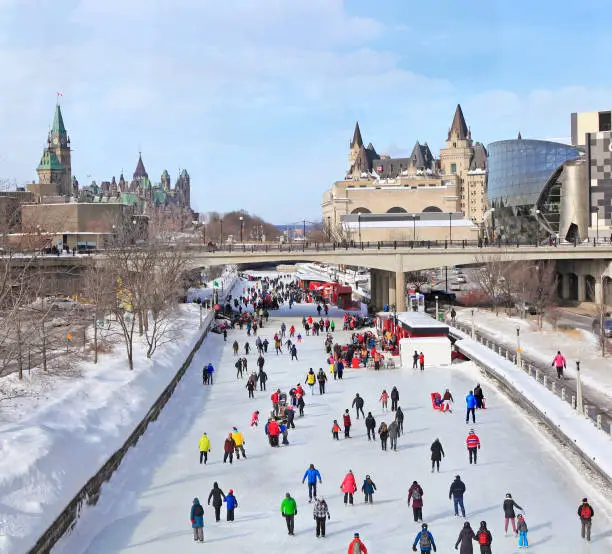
[423,206,443,213]
[351,207,371,214]
[386,206,407,213]
[567,273,578,300]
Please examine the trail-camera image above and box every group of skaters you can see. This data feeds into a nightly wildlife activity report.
[192,275,599,548]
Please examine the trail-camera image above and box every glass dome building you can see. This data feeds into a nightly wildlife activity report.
[487,138,581,243]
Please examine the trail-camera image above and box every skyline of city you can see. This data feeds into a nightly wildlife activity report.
[1,0,611,221]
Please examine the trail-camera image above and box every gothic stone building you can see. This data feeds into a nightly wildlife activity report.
[321,105,488,230]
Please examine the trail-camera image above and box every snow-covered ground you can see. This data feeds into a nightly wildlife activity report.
[52,280,612,554]
[0,272,237,554]
[454,308,612,403]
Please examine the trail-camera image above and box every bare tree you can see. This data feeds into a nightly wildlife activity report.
[473,254,509,315]
[587,271,608,357]
[405,271,430,292]
[521,261,558,329]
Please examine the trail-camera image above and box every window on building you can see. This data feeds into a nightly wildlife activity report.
[451,163,457,174]
[600,111,611,132]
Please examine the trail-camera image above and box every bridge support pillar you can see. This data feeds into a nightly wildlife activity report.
[595,277,603,305]
[577,274,586,302]
[396,269,406,312]
[560,273,570,300]
[389,271,396,307]
[381,272,390,309]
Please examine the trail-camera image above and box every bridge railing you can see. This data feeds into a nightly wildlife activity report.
[192,236,612,254]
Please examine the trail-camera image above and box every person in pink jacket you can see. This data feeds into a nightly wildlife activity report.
[341,470,357,506]
[552,351,566,379]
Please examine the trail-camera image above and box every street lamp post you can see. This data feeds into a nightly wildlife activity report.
[449,213,452,244]
[239,216,244,243]
[435,295,439,321]
[358,213,362,246]
[411,214,416,243]
[491,207,496,241]
[576,361,583,413]
[220,218,224,246]
[516,327,521,367]
[471,308,475,338]
[535,209,540,246]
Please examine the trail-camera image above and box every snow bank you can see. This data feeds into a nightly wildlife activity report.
[453,329,612,483]
[0,271,238,554]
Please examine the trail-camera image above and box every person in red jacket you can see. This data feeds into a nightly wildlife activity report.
[407,480,424,522]
[271,389,280,417]
[466,429,481,464]
[223,434,235,464]
[347,532,368,553]
[343,409,352,438]
[268,419,280,447]
[341,470,357,505]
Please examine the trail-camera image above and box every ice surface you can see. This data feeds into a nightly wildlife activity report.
[53,280,612,554]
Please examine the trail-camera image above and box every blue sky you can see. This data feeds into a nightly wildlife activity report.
[1,0,610,223]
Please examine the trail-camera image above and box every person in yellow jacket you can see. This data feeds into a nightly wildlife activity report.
[231,427,246,459]
[199,432,211,465]
[306,369,317,394]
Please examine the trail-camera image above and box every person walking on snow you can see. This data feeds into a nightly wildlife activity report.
[198,432,210,464]
[413,350,419,369]
[341,470,357,506]
[302,464,322,502]
[232,340,239,356]
[232,427,246,459]
[258,369,267,391]
[317,368,327,394]
[388,420,400,451]
[280,492,297,535]
[235,358,244,379]
[244,342,250,355]
[474,384,484,409]
[419,352,425,371]
[552,350,566,379]
[291,344,298,360]
[449,475,466,517]
[442,389,454,412]
[502,493,523,535]
[361,475,376,503]
[223,434,235,464]
[430,438,445,472]
[378,421,389,451]
[365,412,376,440]
[395,406,404,434]
[466,429,480,464]
[207,482,226,522]
[380,389,389,411]
[190,498,205,542]
[224,489,238,521]
[332,420,341,440]
[352,393,365,419]
[578,497,595,542]
[455,521,476,554]
[412,523,436,553]
[408,481,424,522]
[466,391,477,424]
[313,498,330,537]
[343,410,352,438]
[306,369,317,394]
[251,410,260,428]
[475,521,493,554]
[246,379,255,398]
[348,532,368,553]
[391,386,400,411]
[517,514,529,548]
[271,389,281,417]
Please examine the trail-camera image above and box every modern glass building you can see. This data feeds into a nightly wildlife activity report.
[487,138,581,242]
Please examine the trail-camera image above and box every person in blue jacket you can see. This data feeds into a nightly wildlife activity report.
[224,489,238,521]
[190,497,204,542]
[206,363,215,385]
[302,463,322,502]
[465,390,477,424]
[412,523,436,552]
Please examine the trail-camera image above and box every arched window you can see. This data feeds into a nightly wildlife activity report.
[386,206,407,213]
[423,206,443,213]
[351,207,371,214]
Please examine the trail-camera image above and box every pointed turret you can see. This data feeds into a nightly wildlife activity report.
[133,152,149,180]
[517,131,522,140]
[51,103,67,137]
[447,104,469,141]
[350,122,364,149]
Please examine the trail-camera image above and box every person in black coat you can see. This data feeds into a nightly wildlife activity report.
[430,438,445,472]
[475,521,492,554]
[454,521,476,554]
[449,476,466,517]
[474,384,484,409]
[258,369,268,391]
[352,393,365,419]
[502,493,523,535]
[286,406,296,428]
[297,394,305,417]
[365,412,376,441]
[208,482,226,522]
[395,406,404,435]
[390,386,399,411]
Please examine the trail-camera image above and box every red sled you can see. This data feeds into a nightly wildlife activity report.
[431,392,450,412]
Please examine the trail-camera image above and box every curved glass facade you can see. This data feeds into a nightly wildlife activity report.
[487,139,580,242]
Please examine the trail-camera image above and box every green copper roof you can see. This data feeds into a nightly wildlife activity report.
[162,169,169,177]
[51,104,67,136]
[180,169,189,177]
[37,150,63,171]
[119,192,138,206]
[153,189,167,206]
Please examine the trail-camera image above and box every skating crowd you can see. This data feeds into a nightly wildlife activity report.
[192,274,598,552]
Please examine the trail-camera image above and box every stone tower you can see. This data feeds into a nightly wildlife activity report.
[161,169,171,191]
[176,169,190,208]
[439,104,474,178]
[349,122,364,167]
[48,103,72,196]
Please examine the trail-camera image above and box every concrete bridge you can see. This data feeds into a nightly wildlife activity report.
[11,242,612,310]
